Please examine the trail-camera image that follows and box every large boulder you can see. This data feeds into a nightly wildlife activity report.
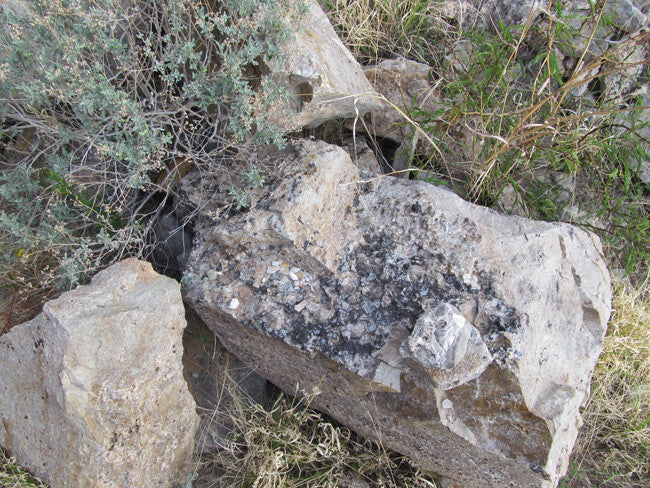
[266,0,382,132]
[183,140,612,488]
[0,259,199,488]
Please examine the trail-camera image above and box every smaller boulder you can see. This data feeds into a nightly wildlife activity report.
[0,259,199,488]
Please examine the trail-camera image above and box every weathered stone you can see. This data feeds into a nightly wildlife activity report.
[0,259,199,488]
[340,135,382,174]
[266,0,382,132]
[361,57,443,173]
[183,140,612,488]
[362,56,480,176]
[363,57,437,143]
[183,306,274,454]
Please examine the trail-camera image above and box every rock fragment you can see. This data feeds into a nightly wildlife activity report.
[0,259,199,488]
[266,0,382,132]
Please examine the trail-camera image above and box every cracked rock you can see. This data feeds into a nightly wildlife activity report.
[183,140,612,488]
[265,0,382,132]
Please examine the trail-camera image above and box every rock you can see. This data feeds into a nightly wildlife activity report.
[340,135,382,174]
[183,140,612,488]
[361,57,442,173]
[0,259,199,488]
[362,56,479,176]
[266,0,381,132]
[182,306,274,454]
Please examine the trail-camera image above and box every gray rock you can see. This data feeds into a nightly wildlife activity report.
[183,306,274,454]
[340,135,382,174]
[183,140,612,488]
[362,57,444,173]
[362,56,479,176]
[0,259,199,488]
[401,303,493,390]
[266,0,382,132]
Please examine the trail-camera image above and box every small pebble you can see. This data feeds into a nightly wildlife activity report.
[228,298,240,310]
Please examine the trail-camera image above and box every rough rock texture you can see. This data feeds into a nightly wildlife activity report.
[183,140,612,488]
[267,0,381,131]
[0,259,199,488]
[183,306,274,454]
[340,135,383,174]
[362,57,476,174]
[363,57,439,143]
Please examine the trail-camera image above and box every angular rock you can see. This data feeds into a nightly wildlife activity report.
[183,140,612,488]
[266,0,382,132]
[362,56,477,176]
[0,259,199,488]
[362,57,443,173]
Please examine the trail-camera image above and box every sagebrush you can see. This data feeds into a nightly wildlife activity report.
[0,0,297,324]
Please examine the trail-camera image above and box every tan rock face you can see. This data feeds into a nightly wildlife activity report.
[183,140,612,488]
[0,259,198,488]
[266,0,382,131]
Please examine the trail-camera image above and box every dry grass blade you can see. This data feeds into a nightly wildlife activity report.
[0,449,48,488]
[190,367,438,488]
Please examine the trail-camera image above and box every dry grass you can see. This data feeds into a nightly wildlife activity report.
[323,0,460,64]
[188,367,437,488]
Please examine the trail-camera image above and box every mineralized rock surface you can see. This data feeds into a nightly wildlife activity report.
[183,140,612,488]
[0,259,199,488]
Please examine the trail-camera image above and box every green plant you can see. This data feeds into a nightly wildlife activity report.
[229,164,266,210]
[0,0,298,323]
[0,448,48,488]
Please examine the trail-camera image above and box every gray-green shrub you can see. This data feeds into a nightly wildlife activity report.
[0,0,297,314]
